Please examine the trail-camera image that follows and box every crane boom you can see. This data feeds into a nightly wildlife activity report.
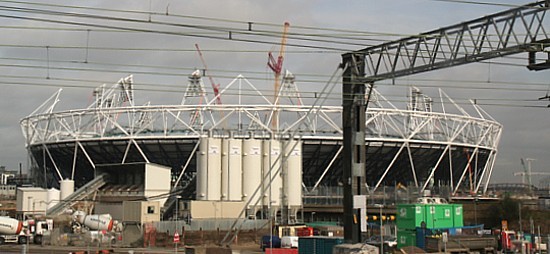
[195,44,222,105]
[514,172,550,176]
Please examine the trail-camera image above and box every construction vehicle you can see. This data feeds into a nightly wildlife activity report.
[424,234,498,253]
[26,218,53,244]
[501,230,517,252]
[0,216,53,245]
[71,211,114,232]
[0,216,26,245]
[273,224,311,238]
[69,211,119,246]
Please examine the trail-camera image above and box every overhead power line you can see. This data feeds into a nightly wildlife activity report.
[0,44,339,54]
[0,78,545,109]
[0,0,547,108]
[0,11,350,52]
[0,0,422,37]
[0,4,382,50]
[0,67,548,97]
[0,1,543,52]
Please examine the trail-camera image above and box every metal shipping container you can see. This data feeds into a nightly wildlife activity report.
[452,204,463,227]
[298,237,344,254]
[397,229,417,249]
[425,204,454,229]
[397,203,464,230]
[396,204,425,230]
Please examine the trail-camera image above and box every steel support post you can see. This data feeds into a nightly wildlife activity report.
[342,53,367,243]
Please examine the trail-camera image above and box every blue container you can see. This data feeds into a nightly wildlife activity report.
[261,235,282,250]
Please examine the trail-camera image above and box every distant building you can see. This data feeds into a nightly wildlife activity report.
[0,165,16,185]
[0,165,18,198]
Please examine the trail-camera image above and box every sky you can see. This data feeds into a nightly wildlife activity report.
[0,0,549,185]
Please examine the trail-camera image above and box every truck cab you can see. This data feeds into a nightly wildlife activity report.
[501,230,516,252]
[27,219,53,244]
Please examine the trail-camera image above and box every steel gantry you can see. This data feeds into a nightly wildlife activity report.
[358,0,550,83]
[342,1,550,243]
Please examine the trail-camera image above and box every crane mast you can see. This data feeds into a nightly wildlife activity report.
[268,22,290,130]
[195,44,222,105]
[515,158,550,186]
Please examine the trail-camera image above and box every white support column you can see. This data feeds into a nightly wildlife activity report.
[453,146,480,195]
[43,144,63,181]
[421,145,450,192]
[448,147,454,191]
[406,145,419,187]
[131,139,150,163]
[173,141,200,189]
[77,141,96,169]
[373,143,406,192]
[71,144,78,179]
[311,145,343,192]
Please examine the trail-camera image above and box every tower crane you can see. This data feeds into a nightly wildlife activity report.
[195,44,222,105]
[267,22,290,129]
[514,158,550,186]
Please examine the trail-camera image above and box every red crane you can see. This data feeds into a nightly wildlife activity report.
[195,44,222,105]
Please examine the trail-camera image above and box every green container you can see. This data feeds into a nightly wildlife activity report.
[397,229,416,249]
[452,204,464,227]
[423,205,435,228]
[433,204,454,228]
[398,203,464,230]
[421,204,455,229]
[396,204,425,230]
[298,236,344,254]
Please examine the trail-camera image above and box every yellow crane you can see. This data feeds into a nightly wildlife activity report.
[267,22,290,130]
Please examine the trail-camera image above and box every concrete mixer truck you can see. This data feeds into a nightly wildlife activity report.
[0,216,26,245]
[0,217,54,245]
[71,211,118,245]
[71,211,114,232]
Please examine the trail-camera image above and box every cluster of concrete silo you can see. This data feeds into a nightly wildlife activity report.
[196,137,302,220]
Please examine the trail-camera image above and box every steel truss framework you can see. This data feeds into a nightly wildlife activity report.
[341,2,548,241]
[21,75,501,195]
[357,0,550,82]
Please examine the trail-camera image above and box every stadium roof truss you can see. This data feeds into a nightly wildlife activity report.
[21,74,501,195]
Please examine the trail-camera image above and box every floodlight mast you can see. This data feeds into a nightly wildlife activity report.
[341,1,550,243]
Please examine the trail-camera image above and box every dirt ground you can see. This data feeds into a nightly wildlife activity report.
[148,228,270,250]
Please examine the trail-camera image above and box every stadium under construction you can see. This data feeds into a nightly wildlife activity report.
[20,69,502,221]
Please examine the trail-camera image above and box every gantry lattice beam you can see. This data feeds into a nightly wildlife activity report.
[356,1,550,82]
[342,1,550,243]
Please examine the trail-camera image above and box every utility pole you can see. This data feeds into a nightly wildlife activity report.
[519,202,523,232]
